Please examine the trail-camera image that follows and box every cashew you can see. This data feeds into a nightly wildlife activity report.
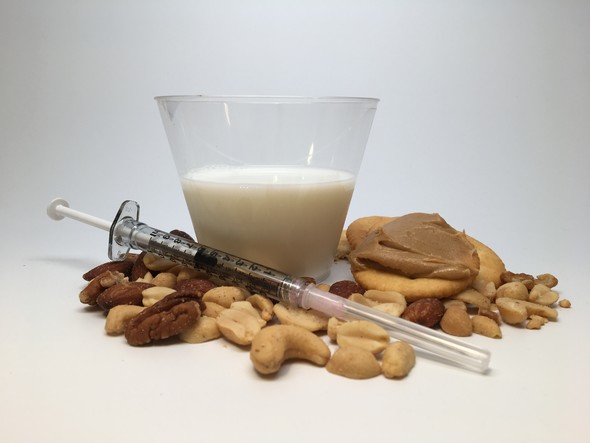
[440,307,472,337]
[472,315,502,338]
[273,303,329,332]
[203,286,249,308]
[559,299,572,308]
[105,305,145,335]
[142,286,176,307]
[496,282,528,301]
[216,307,262,346]
[250,325,331,375]
[179,316,221,343]
[246,294,274,322]
[326,347,381,379]
[382,341,416,379]
[335,320,389,354]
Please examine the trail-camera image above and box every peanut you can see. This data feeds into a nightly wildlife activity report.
[472,315,502,338]
[440,307,472,337]
[203,286,249,308]
[179,316,221,343]
[335,320,389,354]
[150,272,177,288]
[526,315,548,330]
[246,294,274,321]
[104,305,146,335]
[496,282,529,301]
[382,341,416,379]
[216,307,262,346]
[451,288,492,309]
[273,303,329,332]
[142,286,176,307]
[326,347,381,379]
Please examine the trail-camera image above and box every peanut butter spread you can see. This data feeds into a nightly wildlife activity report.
[349,213,480,280]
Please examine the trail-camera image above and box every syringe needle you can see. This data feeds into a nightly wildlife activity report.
[47,198,491,373]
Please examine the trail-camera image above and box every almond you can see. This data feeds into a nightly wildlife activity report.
[96,282,154,311]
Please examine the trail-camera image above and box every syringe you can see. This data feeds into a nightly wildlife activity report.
[47,198,491,373]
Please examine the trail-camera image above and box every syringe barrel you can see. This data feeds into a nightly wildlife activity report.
[113,218,311,305]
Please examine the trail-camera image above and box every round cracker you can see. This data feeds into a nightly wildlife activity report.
[465,235,505,288]
[346,216,394,250]
[352,268,473,301]
[347,216,505,300]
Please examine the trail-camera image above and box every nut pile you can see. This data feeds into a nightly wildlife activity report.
[77,232,570,380]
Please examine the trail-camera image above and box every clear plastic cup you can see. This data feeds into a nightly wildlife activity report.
[155,95,379,280]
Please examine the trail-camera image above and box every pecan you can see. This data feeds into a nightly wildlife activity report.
[130,251,150,281]
[176,278,217,297]
[96,281,154,311]
[79,270,126,305]
[124,293,203,346]
[82,254,138,281]
[401,298,445,328]
[329,280,365,298]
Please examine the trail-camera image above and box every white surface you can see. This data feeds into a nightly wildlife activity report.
[1,1,589,442]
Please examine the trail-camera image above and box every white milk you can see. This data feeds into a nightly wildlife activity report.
[181,166,355,279]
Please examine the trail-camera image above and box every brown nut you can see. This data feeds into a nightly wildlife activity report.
[124,293,202,346]
[401,298,445,328]
[79,270,127,305]
[326,347,381,379]
[440,307,472,337]
[176,278,217,297]
[83,256,136,281]
[96,281,154,311]
[130,252,150,281]
[329,280,365,297]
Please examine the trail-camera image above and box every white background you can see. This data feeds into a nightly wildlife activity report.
[1,1,589,442]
